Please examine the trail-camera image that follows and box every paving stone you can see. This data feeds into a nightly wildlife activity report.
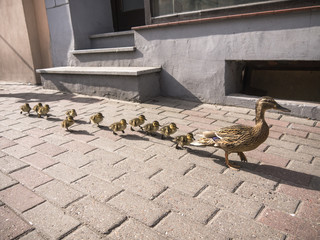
[114,145,155,162]
[296,201,320,223]
[290,123,320,134]
[154,212,224,240]
[0,172,18,190]
[277,183,320,204]
[198,185,262,219]
[109,218,166,240]
[297,144,320,158]
[18,230,46,240]
[147,144,188,160]
[181,109,210,117]
[258,207,318,239]
[20,152,57,170]
[9,166,53,189]
[43,163,87,184]
[108,191,168,227]
[0,155,29,174]
[265,137,298,151]
[2,144,36,159]
[85,148,125,165]
[88,138,124,152]
[308,132,320,141]
[35,180,84,208]
[235,181,300,214]
[113,173,166,200]
[208,210,284,239]
[0,136,17,149]
[30,119,56,129]
[62,140,97,154]
[71,175,122,202]
[40,133,73,146]
[23,127,52,138]
[280,115,315,126]
[271,125,308,138]
[32,142,67,157]
[286,160,320,177]
[23,201,80,239]
[0,205,33,240]
[266,146,313,163]
[154,188,218,224]
[114,158,161,178]
[53,150,93,168]
[10,122,34,132]
[117,134,155,150]
[67,196,126,234]
[245,150,290,167]
[282,134,320,148]
[0,184,45,213]
[63,226,102,240]
[0,129,27,140]
[80,159,126,182]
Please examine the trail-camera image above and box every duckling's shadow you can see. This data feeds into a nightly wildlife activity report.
[96,125,110,131]
[75,119,91,125]
[120,133,150,141]
[45,116,62,122]
[68,129,93,136]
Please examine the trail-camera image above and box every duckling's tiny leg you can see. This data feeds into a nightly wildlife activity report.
[130,126,135,131]
[175,143,180,149]
[113,131,118,135]
[139,126,143,130]
[237,152,248,162]
[161,135,164,140]
[20,111,22,114]
[122,130,125,134]
[225,152,240,170]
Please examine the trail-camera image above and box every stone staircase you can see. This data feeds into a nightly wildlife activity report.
[37,30,161,102]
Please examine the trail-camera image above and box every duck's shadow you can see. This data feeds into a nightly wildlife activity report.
[188,148,320,191]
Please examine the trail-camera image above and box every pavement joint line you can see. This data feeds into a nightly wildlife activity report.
[204,208,220,225]
[112,157,127,166]
[273,181,281,191]
[63,194,88,209]
[21,199,47,214]
[182,164,196,176]
[70,174,89,184]
[231,180,245,193]
[13,227,36,240]
[293,200,302,215]
[7,164,30,174]
[110,172,127,182]
[105,216,129,235]
[150,186,168,201]
[253,204,266,220]
[56,221,82,240]
[105,189,125,202]
[193,184,209,198]
[150,210,171,228]
[148,169,163,180]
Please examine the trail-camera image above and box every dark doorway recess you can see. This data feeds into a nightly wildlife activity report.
[111,0,145,31]
[241,61,320,103]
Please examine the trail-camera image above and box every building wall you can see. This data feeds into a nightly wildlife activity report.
[134,9,320,104]
[0,0,50,84]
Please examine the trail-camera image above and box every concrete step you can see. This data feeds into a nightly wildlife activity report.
[36,66,161,102]
[90,30,135,49]
[71,47,136,55]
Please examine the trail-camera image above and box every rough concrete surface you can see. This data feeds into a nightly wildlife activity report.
[0,82,319,239]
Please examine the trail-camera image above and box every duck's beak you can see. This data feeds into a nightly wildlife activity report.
[275,103,291,112]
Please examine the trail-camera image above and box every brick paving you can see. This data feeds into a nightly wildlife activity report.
[0,82,319,240]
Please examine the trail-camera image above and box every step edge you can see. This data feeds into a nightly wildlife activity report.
[71,47,136,55]
[90,30,134,39]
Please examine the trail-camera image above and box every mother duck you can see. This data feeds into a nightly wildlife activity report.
[191,96,290,170]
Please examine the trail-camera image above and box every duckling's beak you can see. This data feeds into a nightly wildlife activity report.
[275,103,291,112]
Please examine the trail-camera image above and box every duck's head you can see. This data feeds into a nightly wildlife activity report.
[26,103,30,107]
[153,121,160,127]
[120,119,127,125]
[67,116,74,121]
[186,133,195,140]
[257,96,290,113]
[97,112,104,118]
[139,115,147,121]
[44,104,50,109]
[169,123,178,130]
[38,103,43,107]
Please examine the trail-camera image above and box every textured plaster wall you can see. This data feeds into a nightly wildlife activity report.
[134,9,320,104]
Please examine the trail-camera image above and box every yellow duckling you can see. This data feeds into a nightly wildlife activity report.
[33,103,42,113]
[20,103,31,115]
[129,115,147,131]
[142,121,160,136]
[160,122,178,139]
[37,104,50,118]
[174,133,195,149]
[66,109,77,118]
[89,113,104,126]
[109,119,127,135]
[191,96,290,170]
[61,116,75,131]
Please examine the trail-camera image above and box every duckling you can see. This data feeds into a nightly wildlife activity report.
[37,104,50,118]
[66,109,77,118]
[20,103,31,115]
[191,96,290,170]
[160,122,178,139]
[33,103,42,113]
[89,113,104,126]
[129,115,147,131]
[109,119,127,135]
[174,133,195,149]
[142,121,160,136]
[61,116,75,131]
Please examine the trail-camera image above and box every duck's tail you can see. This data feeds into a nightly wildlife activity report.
[190,131,219,146]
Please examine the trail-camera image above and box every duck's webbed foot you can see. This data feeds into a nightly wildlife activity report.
[225,152,240,170]
[237,152,248,162]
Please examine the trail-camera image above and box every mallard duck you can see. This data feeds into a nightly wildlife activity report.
[160,122,178,139]
[109,119,127,135]
[191,96,290,170]
[20,103,31,115]
[89,113,104,126]
[61,116,75,131]
[37,104,50,118]
[129,115,147,131]
[33,103,42,113]
[143,121,160,136]
[66,109,77,118]
[174,133,195,149]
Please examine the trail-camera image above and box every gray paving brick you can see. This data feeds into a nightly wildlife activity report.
[43,163,87,183]
[0,205,33,240]
[0,129,27,140]
[32,142,67,157]
[282,134,319,148]
[266,146,313,163]
[109,218,166,240]
[20,152,57,170]
[63,226,102,240]
[115,145,155,162]
[40,133,73,146]
[108,191,168,227]
[154,188,218,224]
[85,148,125,165]
[18,230,46,240]
[114,158,161,178]
[67,196,126,234]
[88,138,124,152]
[14,135,45,148]
[0,136,17,149]
[71,175,122,202]
[23,202,80,239]
[113,173,166,200]
[0,171,18,190]
[53,150,93,168]
[208,210,284,239]
[297,144,320,158]
[2,144,36,159]
[0,155,29,174]
[35,180,84,208]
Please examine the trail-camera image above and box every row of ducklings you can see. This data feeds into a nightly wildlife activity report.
[20,103,50,118]
[20,104,195,149]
